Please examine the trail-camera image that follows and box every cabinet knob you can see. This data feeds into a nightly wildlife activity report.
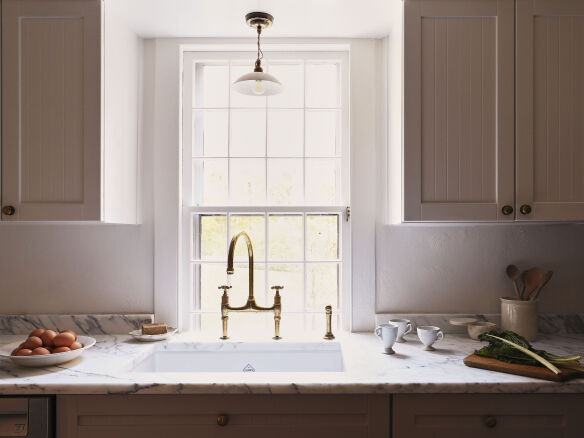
[519,204,532,215]
[217,414,229,426]
[501,205,513,215]
[1,206,15,216]
[484,416,497,428]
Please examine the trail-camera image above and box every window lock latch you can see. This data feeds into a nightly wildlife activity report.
[346,206,351,222]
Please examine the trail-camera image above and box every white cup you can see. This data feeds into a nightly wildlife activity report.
[389,318,414,343]
[375,323,398,354]
[417,326,444,351]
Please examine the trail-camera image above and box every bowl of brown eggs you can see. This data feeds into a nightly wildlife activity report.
[0,329,95,367]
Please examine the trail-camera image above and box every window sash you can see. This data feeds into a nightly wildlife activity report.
[180,50,351,332]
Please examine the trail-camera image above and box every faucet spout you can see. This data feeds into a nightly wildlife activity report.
[220,231,284,340]
[227,231,254,302]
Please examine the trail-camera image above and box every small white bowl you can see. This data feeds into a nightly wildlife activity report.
[0,336,96,367]
[467,321,497,340]
[129,327,178,342]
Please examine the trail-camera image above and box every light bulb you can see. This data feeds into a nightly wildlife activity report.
[254,80,263,95]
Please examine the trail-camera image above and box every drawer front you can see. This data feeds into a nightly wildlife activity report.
[394,394,584,438]
[58,394,389,438]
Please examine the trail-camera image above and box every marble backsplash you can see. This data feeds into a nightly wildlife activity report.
[375,313,584,335]
[0,314,153,335]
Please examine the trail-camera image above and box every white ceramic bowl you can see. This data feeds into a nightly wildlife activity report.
[467,322,497,340]
[0,336,96,367]
[129,327,178,342]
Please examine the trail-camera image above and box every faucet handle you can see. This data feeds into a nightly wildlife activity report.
[271,285,284,294]
[218,285,232,293]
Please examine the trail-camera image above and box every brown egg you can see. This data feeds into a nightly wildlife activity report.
[40,330,57,347]
[53,332,75,347]
[69,341,83,350]
[29,328,45,337]
[60,329,77,341]
[11,348,21,355]
[14,349,33,356]
[31,347,51,355]
[52,346,71,354]
[23,336,43,349]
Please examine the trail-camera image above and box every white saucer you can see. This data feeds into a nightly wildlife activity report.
[129,327,178,342]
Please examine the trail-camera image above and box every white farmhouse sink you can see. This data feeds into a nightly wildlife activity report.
[132,342,344,373]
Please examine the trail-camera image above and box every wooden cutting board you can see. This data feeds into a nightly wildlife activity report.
[464,354,584,382]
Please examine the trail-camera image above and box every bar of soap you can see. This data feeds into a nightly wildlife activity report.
[141,323,168,335]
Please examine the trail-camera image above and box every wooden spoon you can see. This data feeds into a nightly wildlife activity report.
[505,264,522,299]
[531,270,553,301]
[522,267,545,300]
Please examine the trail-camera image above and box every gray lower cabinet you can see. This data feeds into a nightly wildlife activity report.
[57,394,390,438]
[394,394,584,437]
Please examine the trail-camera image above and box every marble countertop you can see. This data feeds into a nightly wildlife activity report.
[1,332,583,395]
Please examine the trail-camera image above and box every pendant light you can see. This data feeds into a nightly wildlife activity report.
[233,12,282,96]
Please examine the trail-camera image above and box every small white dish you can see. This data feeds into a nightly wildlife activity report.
[0,336,96,368]
[448,317,478,326]
[129,327,178,342]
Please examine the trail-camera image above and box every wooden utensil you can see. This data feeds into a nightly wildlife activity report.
[531,270,553,301]
[464,354,583,382]
[505,264,522,299]
[522,267,544,300]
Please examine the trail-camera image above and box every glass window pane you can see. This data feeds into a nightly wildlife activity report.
[268,264,303,312]
[195,215,227,261]
[305,158,340,204]
[267,63,304,108]
[193,159,228,205]
[231,263,267,306]
[267,109,303,157]
[193,110,228,157]
[267,159,303,204]
[305,110,340,157]
[306,215,339,260]
[230,64,267,108]
[306,63,339,108]
[229,215,265,261]
[268,215,303,261]
[230,110,266,157]
[306,263,339,311]
[195,64,229,108]
[199,263,227,312]
[229,158,266,204]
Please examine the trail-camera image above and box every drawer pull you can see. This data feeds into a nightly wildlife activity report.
[484,415,497,428]
[217,414,229,426]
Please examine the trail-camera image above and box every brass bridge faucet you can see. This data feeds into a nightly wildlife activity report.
[219,231,283,340]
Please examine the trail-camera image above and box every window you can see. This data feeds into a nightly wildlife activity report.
[181,51,350,334]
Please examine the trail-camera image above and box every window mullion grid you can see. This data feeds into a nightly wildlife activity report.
[227,60,232,203]
[302,212,307,329]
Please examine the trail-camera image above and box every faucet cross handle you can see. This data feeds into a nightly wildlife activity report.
[218,285,232,293]
[271,285,284,294]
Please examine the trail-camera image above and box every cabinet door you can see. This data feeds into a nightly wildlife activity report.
[404,0,515,221]
[57,394,390,438]
[1,0,101,221]
[516,0,584,221]
[394,393,584,437]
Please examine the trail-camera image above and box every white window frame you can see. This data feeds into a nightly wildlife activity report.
[180,50,351,332]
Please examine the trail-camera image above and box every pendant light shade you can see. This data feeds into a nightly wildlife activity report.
[233,71,282,96]
[233,12,282,97]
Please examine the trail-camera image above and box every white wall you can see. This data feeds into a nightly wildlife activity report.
[376,223,584,314]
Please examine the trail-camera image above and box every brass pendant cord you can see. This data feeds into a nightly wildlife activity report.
[254,25,264,72]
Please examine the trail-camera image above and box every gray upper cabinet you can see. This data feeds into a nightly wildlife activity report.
[403,0,515,222]
[516,0,584,221]
[1,0,140,223]
[398,0,584,222]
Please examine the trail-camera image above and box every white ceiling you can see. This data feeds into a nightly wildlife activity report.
[107,0,393,39]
